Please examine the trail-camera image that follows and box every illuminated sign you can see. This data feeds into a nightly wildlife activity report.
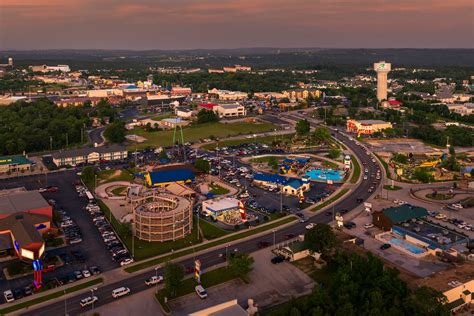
[38,243,45,258]
[0,159,13,163]
[21,248,35,260]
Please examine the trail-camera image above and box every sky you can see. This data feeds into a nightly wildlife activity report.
[0,0,473,50]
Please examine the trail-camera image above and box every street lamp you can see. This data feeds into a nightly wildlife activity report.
[90,288,96,310]
[155,266,159,294]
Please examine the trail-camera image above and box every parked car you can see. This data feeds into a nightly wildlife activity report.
[380,243,391,250]
[195,285,208,299]
[364,223,374,229]
[305,223,315,230]
[3,290,14,303]
[271,256,285,264]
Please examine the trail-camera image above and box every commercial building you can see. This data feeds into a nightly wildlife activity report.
[54,97,102,107]
[132,193,193,242]
[51,144,128,167]
[29,64,71,73]
[190,299,248,316]
[145,168,195,187]
[215,103,246,118]
[175,107,195,119]
[374,61,391,101]
[202,197,240,217]
[0,155,33,174]
[443,280,474,312]
[0,191,52,260]
[253,173,310,196]
[372,205,428,231]
[282,88,321,100]
[86,89,123,98]
[208,88,248,101]
[346,119,393,135]
[447,103,474,116]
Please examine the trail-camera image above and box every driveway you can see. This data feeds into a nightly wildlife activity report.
[168,248,314,315]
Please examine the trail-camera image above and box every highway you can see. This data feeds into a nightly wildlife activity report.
[24,119,380,316]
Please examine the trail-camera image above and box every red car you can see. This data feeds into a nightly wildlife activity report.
[46,186,59,193]
[43,264,55,272]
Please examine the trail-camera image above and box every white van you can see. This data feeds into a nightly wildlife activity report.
[195,285,208,299]
[112,287,130,298]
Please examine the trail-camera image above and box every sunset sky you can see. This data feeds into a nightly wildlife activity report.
[0,0,472,50]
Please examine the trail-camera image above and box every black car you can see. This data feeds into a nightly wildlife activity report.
[295,213,304,218]
[24,286,32,296]
[380,243,391,250]
[356,198,363,203]
[343,221,356,229]
[271,256,285,264]
[13,289,24,299]
[90,266,101,275]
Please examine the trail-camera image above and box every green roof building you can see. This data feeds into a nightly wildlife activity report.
[0,156,33,174]
[373,205,428,231]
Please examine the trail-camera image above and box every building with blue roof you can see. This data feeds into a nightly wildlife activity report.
[145,168,195,187]
[253,172,310,196]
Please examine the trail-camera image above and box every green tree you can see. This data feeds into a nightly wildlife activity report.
[104,121,126,143]
[228,253,254,282]
[268,156,279,170]
[403,286,449,316]
[304,223,337,257]
[81,166,95,185]
[163,262,184,298]
[195,158,210,173]
[392,153,408,164]
[413,168,434,183]
[313,127,331,144]
[328,148,341,159]
[296,119,310,137]
[197,109,219,124]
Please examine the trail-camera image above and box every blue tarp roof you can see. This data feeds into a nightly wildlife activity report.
[148,169,195,184]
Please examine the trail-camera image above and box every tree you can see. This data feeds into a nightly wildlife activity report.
[403,286,449,316]
[163,262,184,298]
[313,127,331,144]
[81,166,95,185]
[413,168,434,183]
[268,156,279,170]
[195,158,210,173]
[103,121,126,143]
[228,253,254,282]
[304,223,337,257]
[197,109,219,124]
[328,148,341,159]
[296,119,310,137]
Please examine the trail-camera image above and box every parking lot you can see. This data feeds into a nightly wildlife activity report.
[0,171,118,304]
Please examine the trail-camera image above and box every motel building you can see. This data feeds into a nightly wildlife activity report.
[346,119,393,136]
[51,144,128,167]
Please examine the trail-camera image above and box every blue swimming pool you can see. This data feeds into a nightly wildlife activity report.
[389,238,426,254]
[305,169,344,182]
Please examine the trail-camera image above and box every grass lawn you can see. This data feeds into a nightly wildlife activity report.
[374,153,390,178]
[0,278,103,315]
[128,122,277,150]
[252,156,280,163]
[209,183,230,195]
[125,215,297,273]
[156,266,238,313]
[97,200,202,261]
[311,188,350,212]
[111,186,127,196]
[98,169,134,183]
[383,185,402,191]
[425,193,454,200]
[322,160,339,169]
[350,156,361,183]
[197,217,229,240]
[151,113,173,121]
[202,133,294,151]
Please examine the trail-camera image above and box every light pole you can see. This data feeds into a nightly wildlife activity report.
[90,288,96,310]
[155,266,159,294]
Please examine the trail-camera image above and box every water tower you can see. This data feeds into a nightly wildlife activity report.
[373,61,391,102]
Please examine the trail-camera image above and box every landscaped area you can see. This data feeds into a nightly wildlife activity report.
[201,133,294,151]
[350,156,361,183]
[311,188,350,212]
[156,266,238,313]
[128,121,278,150]
[425,193,454,200]
[383,184,402,190]
[197,217,229,240]
[209,183,230,195]
[125,215,297,273]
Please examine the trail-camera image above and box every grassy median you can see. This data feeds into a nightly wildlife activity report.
[125,216,297,273]
[350,156,361,183]
[311,188,350,212]
[0,278,103,315]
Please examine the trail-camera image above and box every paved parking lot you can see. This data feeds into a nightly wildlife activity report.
[168,248,314,315]
[0,171,118,303]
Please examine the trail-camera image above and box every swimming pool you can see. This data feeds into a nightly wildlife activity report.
[389,238,426,254]
[305,169,344,182]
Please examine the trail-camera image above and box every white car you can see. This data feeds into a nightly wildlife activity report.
[145,275,164,286]
[363,175,368,180]
[364,223,374,229]
[195,285,208,299]
[3,290,14,303]
[120,258,134,266]
[112,287,130,298]
[80,296,98,307]
[305,223,315,230]
[82,270,91,278]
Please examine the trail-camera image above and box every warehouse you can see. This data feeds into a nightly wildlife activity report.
[0,191,52,260]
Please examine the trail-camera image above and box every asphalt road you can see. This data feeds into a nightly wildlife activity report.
[88,127,105,147]
[23,121,379,316]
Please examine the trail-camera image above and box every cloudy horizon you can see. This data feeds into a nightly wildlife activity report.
[1,0,472,50]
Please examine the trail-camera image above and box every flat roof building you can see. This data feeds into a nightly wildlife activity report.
[145,168,195,187]
[0,155,33,174]
[346,119,393,136]
[51,144,128,167]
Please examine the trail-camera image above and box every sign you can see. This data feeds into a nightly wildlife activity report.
[239,200,246,220]
[194,260,202,283]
